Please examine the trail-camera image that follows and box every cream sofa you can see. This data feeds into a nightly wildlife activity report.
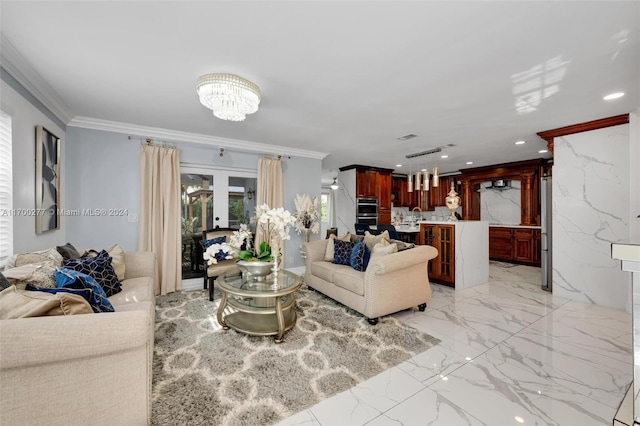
[304,239,438,324]
[0,251,156,426]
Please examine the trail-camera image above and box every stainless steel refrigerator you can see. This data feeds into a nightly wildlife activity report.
[541,176,552,291]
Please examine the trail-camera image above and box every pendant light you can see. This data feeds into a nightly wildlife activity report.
[415,171,422,191]
[423,170,430,191]
[432,166,440,187]
[330,178,339,190]
[407,173,413,192]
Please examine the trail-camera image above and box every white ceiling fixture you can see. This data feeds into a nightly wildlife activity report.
[441,155,448,158]
[603,92,625,101]
[515,140,526,145]
[466,161,474,165]
[538,149,548,153]
[196,73,261,121]
[330,178,339,190]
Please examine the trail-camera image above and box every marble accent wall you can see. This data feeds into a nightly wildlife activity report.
[554,124,631,310]
[480,180,522,225]
[336,169,356,235]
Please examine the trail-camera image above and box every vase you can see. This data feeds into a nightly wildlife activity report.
[300,228,312,259]
[236,260,274,281]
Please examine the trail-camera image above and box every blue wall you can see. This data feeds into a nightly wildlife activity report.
[65,126,322,267]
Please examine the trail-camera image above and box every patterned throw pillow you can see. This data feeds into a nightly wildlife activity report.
[62,250,122,297]
[350,241,368,272]
[2,262,57,290]
[202,236,226,249]
[15,247,63,267]
[363,230,390,251]
[333,239,355,266]
[324,232,351,262]
[53,269,115,313]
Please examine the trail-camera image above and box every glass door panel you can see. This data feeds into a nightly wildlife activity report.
[181,173,213,280]
[180,166,257,285]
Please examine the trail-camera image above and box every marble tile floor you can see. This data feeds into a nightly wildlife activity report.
[278,263,633,426]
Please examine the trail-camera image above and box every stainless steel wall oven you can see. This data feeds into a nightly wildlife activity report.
[356,198,378,225]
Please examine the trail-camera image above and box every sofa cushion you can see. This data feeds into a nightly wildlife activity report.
[55,269,115,313]
[56,242,82,260]
[333,268,365,296]
[62,250,122,297]
[333,240,355,265]
[109,277,154,308]
[0,285,93,319]
[363,230,390,251]
[310,260,337,283]
[324,233,351,262]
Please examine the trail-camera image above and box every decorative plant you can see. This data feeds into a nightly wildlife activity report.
[233,205,296,262]
[292,193,320,235]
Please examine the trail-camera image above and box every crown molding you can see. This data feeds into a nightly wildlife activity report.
[0,34,74,124]
[67,116,329,160]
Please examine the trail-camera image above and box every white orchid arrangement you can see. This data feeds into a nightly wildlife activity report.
[292,193,320,234]
[203,242,235,265]
[236,204,296,262]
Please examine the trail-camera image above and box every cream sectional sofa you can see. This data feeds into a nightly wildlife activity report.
[304,238,438,324]
[0,250,156,426]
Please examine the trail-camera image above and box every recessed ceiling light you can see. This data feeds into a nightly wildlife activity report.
[396,164,402,167]
[603,92,624,100]
[515,140,526,145]
[441,155,448,159]
[421,168,427,172]
[538,149,548,154]
[466,161,473,165]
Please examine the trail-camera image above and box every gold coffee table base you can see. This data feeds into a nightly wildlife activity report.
[216,270,302,343]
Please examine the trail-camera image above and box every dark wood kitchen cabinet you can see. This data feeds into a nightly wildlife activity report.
[356,169,378,198]
[489,226,540,266]
[419,223,455,287]
[342,165,394,225]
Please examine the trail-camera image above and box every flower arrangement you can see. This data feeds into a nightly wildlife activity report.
[203,242,235,265]
[234,204,296,262]
[292,193,320,235]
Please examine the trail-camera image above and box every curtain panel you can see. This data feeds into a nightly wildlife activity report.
[138,145,181,295]
[255,156,284,250]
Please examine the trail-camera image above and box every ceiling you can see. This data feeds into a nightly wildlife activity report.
[1,1,638,182]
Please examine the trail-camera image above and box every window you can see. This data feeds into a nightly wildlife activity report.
[0,110,12,267]
[321,193,329,222]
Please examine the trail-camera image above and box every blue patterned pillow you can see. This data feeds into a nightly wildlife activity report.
[350,241,367,271]
[202,236,226,249]
[333,240,355,266]
[53,268,115,313]
[62,250,122,297]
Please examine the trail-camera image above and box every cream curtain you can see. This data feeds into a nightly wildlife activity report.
[138,145,181,295]
[255,156,284,249]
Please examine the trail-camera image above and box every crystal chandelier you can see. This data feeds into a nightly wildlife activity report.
[196,73,261,121]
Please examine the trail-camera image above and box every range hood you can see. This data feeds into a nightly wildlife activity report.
[486,179,512,190]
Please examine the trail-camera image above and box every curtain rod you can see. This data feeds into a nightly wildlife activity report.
[129,135,290,159]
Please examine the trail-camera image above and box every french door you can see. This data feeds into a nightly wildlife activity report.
[180,165,257,285]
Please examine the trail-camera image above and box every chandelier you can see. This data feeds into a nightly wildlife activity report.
[196,73,261,121]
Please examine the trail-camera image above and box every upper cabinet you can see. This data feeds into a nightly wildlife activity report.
[340,165,394,225]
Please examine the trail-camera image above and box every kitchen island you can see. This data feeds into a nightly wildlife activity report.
[417,220,489,290]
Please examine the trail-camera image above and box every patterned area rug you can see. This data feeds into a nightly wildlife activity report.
[152,285,440,425]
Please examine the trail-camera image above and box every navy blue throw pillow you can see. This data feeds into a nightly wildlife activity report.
[333,240,355,266]
[350,241,366,271]
[52,268,115,313]
[62,250,122,297]
[202,236,226,249]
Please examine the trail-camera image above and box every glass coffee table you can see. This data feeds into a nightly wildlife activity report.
[216,269,302,343]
